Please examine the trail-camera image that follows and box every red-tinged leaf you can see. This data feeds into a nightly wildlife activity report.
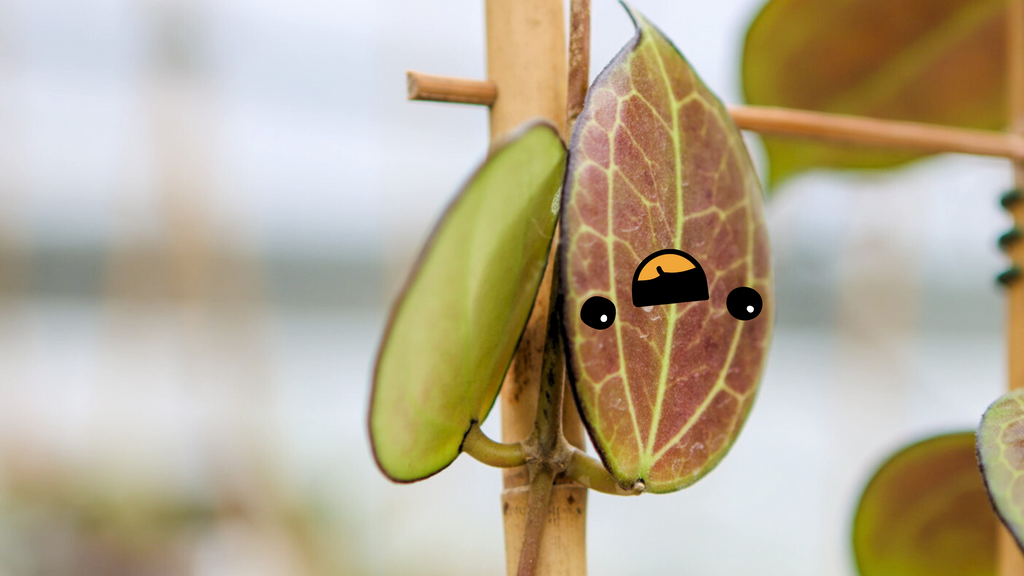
[560,4,773,494]
[854,432,996,576]
[977,389,1024,550]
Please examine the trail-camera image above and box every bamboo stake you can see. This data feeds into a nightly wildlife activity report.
[485,1,587,575]
[408,71,1024,162]
[1007,0,1024,405]
[727,105,1024,160]
[485,0,567,142]
[1000,1,1024,574]
[405,71,496,106]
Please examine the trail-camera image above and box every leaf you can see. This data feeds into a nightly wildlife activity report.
[742,0,1007,186]
[978,388,1024,551]
[560,5,773,494]
[370,122,566,482]
[853,432,996,576]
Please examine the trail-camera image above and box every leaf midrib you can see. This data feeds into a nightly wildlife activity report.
[640,25,686,470]
[638,19,762,474]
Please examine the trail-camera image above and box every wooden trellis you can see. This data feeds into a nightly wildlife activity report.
[406,0,1024,575]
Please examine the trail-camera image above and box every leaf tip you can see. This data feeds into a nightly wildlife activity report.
[616,1,658,43]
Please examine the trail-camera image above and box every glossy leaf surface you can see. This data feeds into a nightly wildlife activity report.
[743,0,1006,186]
[854,432,995,576]
[978,388,1024,550]
[371,122,566,482]
[560,6,773,493]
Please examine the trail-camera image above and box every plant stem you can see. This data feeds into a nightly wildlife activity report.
[532,258,566,455]
[514,254,569,574]
[566,0,591,129]
[516,467,556,576]
[462,422,526,468]
[565,449,643,496]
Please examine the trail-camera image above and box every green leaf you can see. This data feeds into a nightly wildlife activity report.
[978,388,1024,551]
[560,5,773,494]
[742,0,1007,186]
[854,432,996,576]
[370,122,566,482]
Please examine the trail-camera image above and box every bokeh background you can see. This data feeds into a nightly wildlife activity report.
[0,0,1013,574]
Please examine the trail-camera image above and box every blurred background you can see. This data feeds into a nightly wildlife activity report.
[0,0,1013,574]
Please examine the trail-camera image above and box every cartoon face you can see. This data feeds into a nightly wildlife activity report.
[579,249,763,330]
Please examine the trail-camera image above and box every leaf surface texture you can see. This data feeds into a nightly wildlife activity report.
[561,6,773,493]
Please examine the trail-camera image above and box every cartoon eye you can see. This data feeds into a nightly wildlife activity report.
[727,287,762,321]
[580,296,616,330]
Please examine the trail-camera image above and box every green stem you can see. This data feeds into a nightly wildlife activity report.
[565,448,644,496]
[462,422,527,468]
